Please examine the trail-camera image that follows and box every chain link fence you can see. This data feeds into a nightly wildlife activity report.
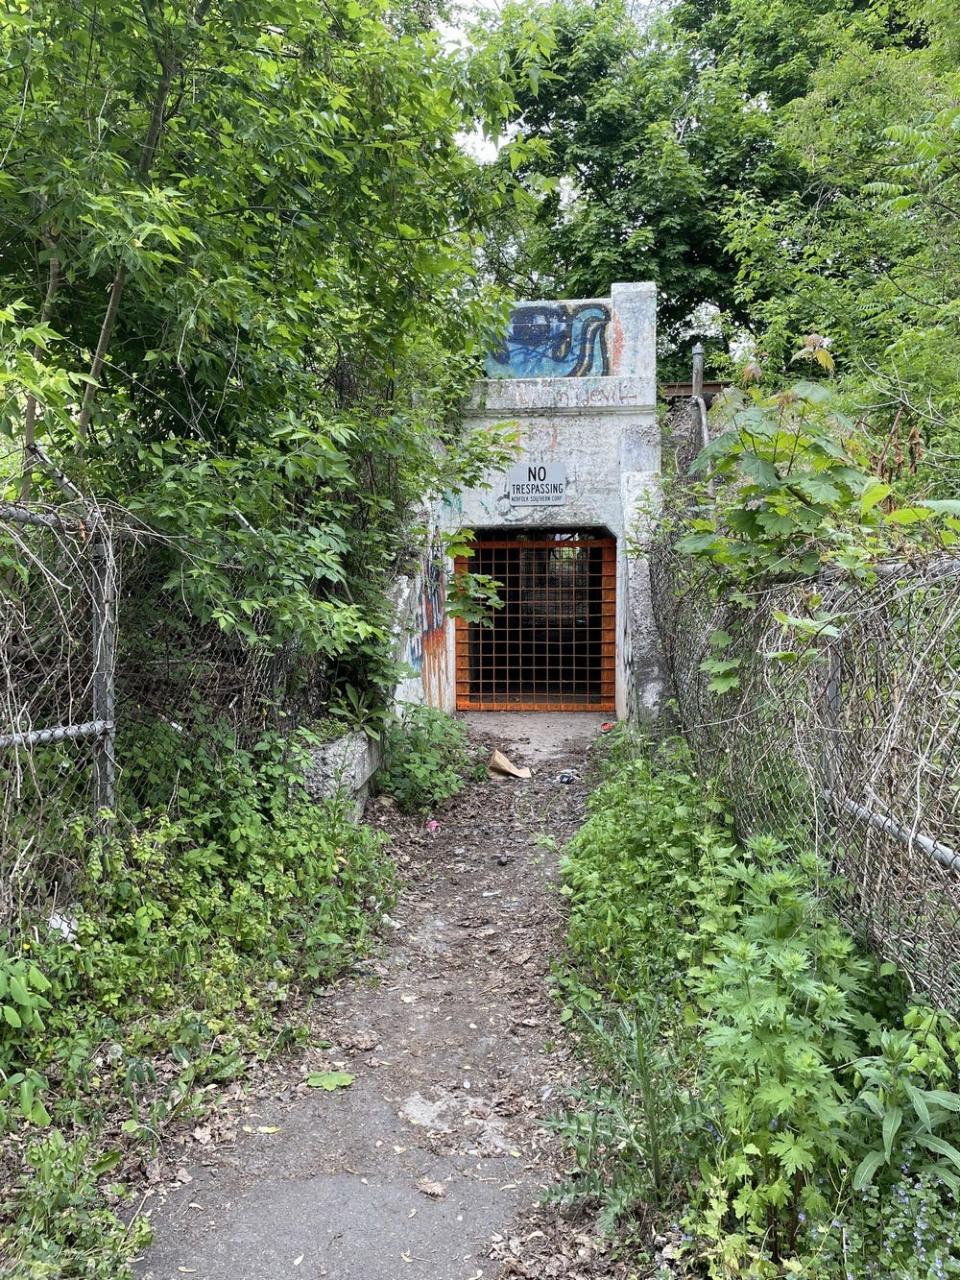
[0,497,333,931]
[0,502,123,926]
[652,402,960,1011]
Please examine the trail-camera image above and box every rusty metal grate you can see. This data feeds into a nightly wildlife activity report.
[455,535,616,712]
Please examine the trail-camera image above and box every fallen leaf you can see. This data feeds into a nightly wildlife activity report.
[192,1125,212,1145]
[306,1071,355,1091]
[257,1125,280,1134]
[416,1178,447,1199]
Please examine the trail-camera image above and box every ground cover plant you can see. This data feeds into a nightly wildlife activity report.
[377,705,482,814]
[555,730,960,1278]
[0,723,395,1277]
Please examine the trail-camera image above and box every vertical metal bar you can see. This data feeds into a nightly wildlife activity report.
[692,342,705,400]
[91,528,117,829]
[821,643,841,841]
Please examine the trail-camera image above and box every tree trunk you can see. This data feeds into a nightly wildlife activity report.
[76,54,177,442]
[20,239,61,501]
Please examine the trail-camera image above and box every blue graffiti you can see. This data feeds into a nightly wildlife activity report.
[485,303,611,379]
[407,543,445,675]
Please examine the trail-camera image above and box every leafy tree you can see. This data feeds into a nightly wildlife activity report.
[482,0,789,357]
[480,0,939,380]
[723,3,960,482]
[0,0,537,693]
[479,0,909,363]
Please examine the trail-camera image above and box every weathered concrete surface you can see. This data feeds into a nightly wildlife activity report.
[137,1084,521,1280]
[135,720,622,1280]
[440,282,665,722]
[461,712,610,764]
[302,731,380,805]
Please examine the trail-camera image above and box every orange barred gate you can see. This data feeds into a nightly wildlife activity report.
[454,535,616,713]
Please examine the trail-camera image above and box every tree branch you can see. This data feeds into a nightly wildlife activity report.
[20,237,61,501]
[77,52,177,442]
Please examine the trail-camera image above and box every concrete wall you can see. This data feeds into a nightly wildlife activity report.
[301,731,380,812]
[400,281,664,721]
[392,523,455,713]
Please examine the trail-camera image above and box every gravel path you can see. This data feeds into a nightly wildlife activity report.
[136,714,627,1280]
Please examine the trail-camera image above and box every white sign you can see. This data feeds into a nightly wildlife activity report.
[507,462,567,506]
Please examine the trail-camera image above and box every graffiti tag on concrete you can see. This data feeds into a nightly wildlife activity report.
[485,302,611,379]
[407,542,448,706]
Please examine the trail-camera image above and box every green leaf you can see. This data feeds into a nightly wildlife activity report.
[9,976,30,1006]
[707,672,740,693]
[916,1133,960,1170]
[885,506,935,525]
[92,1150,123,1175]
[792,381,834,406]
[794,475,840,504]
[27,966,51,993]
[853,1149,887,1189]
[905,1083,930,1126]
[755,510,799,536]
[2,1004,21,1028]
[739,454,779,487]
[771,1133,815,1175]
[30,1099,51,1127]
[676,532,721,554]
[306,1071,355,1091]
[922,1089,960,1113]
[882,1105,902,1160]
[860,480,891,515]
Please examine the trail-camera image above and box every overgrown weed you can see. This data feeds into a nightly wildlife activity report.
[377,705,481,813]
[556,735,960,1278]
[0,716,394,1275]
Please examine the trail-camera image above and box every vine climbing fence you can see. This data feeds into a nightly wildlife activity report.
[652,400,960,1012]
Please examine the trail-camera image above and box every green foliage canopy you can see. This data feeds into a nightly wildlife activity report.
[0,0,540,682]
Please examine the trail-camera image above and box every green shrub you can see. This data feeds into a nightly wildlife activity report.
[560,734,720,1000]
[552,737,716,1237]
[555,735,960,1278]
[547,1004,697,1233]
[0,789,393,1137]
[0,1130,151,1278]
[689,837,871,1272]
[0,716,395,1265]
[377,705,477,813]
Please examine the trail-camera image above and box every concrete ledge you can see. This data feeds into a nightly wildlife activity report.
[302,732,381,805]
[468,375,656,417]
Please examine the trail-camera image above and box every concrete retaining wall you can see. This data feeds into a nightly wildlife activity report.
[302,731,381,806]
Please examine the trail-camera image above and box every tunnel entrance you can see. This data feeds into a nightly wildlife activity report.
[454,531,616,712]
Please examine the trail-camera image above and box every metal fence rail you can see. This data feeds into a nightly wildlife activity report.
[0,495,333,929]
[652,403,960,1011]
[0,505,124,923]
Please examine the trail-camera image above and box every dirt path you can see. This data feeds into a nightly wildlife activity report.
[136,714,625,1280]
